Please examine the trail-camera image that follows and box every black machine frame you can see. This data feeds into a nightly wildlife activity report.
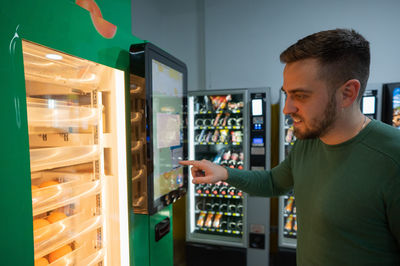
[130,42,188,215]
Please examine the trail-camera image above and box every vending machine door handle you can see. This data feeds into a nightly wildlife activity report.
[155,217,171,242]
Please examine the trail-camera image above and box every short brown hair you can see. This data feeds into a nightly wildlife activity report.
[280,29,370,101]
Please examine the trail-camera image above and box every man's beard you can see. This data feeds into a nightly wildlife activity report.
[293,93,338,139]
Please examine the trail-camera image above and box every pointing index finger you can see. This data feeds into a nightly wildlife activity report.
[179,160,202,167]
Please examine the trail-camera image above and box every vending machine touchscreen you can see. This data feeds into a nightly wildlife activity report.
[130,42,188,214]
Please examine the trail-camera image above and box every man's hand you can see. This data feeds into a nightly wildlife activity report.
[179,159,228,184]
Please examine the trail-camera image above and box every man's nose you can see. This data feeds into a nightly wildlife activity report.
[283,97,297,115]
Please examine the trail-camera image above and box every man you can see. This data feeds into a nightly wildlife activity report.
[180,29,400,265]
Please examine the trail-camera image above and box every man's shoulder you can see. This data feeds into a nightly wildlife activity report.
[362,120,400,165]
[365,120,400,145]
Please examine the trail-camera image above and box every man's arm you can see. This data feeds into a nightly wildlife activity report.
[180,153,295,198]
[226,157,294,197]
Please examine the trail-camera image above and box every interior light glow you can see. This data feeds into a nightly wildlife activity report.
[45,53,63,60]
[188,96,196,231]
[115,70,130,266]
[30,62,54,67]
[48,99,55,109]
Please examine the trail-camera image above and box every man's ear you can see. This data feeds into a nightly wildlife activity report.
[339,79,361,108]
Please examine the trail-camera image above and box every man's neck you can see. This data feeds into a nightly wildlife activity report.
[319,110,369,145]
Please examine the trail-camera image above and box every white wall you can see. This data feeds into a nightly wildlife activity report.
[204,0,400,104]
[131,0,400,103]
[131,0,205,91]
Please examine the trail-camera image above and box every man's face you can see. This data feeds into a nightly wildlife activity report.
[282,58,339,139]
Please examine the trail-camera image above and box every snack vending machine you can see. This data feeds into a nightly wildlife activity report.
[186,88,271,266]
[382,82,400,129]
[277,92,297,264]
[0,1,142,265]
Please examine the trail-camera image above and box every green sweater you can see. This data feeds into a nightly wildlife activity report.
[227,120,400,265]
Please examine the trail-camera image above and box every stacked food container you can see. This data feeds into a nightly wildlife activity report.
[23,41,129,266]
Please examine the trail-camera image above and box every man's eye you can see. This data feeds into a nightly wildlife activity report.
[294,94,307,100]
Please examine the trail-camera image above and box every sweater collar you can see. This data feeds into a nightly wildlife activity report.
[318,119,377,149]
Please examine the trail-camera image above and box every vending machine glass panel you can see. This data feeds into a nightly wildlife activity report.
[23,40,129,265]
[187,91,247,245]
[187,90,252,249]
[382,83,400,128]
[186,88,271,266]
[393,87,400,128]
[278,92,298,249]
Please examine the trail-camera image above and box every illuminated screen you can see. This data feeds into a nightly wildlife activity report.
[393,87,400,128]
[362,96,375,114]
[252,137,264,145]
[152,59,184,201]
[252,99,263,116]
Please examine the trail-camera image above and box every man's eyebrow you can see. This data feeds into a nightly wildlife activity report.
[281,87,312,94]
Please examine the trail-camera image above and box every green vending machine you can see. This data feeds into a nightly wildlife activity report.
[0,1,186,265]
